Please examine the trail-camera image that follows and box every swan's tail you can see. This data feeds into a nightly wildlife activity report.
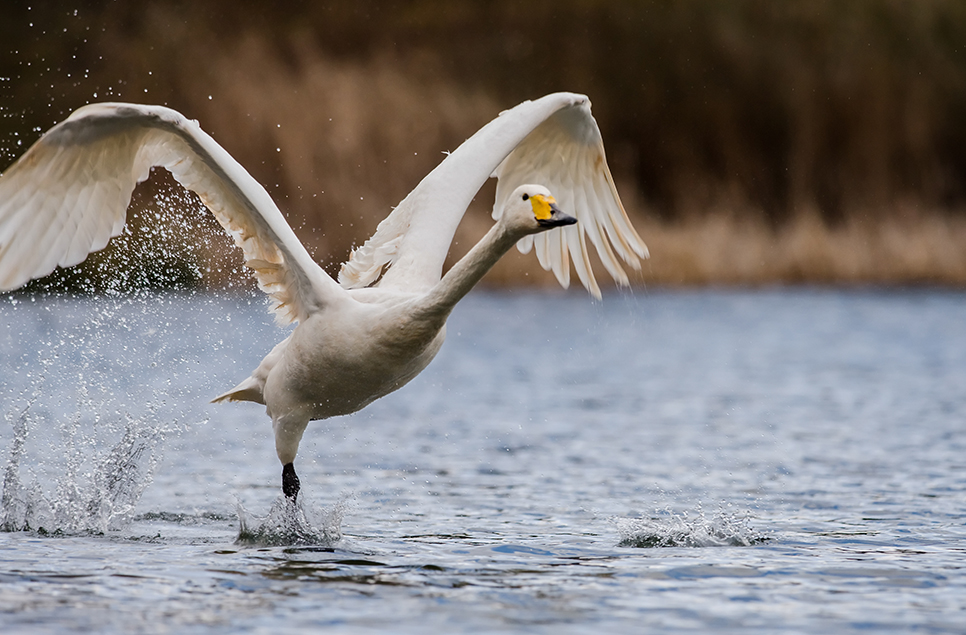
[213,334,291,405]
[212,376,265,405]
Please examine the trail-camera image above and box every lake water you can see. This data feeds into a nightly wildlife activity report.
[1,288,964,633]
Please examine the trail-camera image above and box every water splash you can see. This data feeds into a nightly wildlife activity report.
[613,504,768,548]
[1,405,35,532]
[1,405,174,534]
[236,492,352,547]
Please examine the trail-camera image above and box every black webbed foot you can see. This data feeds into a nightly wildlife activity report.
[282,462,300,500]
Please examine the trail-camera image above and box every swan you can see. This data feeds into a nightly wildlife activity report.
[0,92,648,499]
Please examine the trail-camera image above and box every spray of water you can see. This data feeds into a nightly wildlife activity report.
[613,503,769,548]
[236,491,352,547]
[1,404,176,534]
[0,174,249,535]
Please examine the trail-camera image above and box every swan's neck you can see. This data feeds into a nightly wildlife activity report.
[417,222,519,320]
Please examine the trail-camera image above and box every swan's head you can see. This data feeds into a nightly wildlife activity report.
[501,184,577,236]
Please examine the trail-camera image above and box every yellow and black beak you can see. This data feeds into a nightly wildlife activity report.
[532,195,577,228]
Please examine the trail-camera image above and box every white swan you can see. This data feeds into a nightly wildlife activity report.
[0,92,647,498]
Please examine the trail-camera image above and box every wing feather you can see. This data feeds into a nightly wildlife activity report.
[566,224,598,298]
[63,177,100,267]
[583,184,630,287]
[556,228,571,288]
[0,103,342,323]
[533,233,551,280]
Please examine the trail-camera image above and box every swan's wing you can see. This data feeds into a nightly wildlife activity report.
[0,103,342,324]
[492,98,648,298]
[338,92,647,297]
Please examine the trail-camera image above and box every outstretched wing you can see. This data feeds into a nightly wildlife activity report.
[338,92,647,297]
[0,102,342,324]
[492,99,648,298]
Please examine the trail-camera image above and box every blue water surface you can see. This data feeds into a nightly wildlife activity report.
[1,288,964,633]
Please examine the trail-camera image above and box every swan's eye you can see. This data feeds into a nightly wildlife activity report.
[522,193,529,201]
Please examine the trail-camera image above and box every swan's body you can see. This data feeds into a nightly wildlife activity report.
[0,93,647,498]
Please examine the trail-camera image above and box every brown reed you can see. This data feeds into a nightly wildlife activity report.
[3,1,966,291]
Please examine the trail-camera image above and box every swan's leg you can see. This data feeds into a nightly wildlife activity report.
[272,410,309,498]
[282,462,300,499]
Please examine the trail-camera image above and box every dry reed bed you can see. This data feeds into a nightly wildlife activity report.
[634,212,966,288]
[125,35,966,292]
[5,8,966,292]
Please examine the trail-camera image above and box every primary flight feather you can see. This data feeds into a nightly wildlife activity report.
[0,92,647,499]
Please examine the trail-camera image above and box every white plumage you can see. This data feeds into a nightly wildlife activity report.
[0,92,647,498]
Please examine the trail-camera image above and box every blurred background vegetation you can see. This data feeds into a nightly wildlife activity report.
[2,0,966,291]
